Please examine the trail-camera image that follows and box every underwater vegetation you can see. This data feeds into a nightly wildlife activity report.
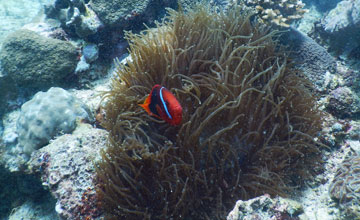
[95,3,324,220]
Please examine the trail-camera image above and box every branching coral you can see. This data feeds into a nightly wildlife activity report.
[95,3,323,220]
[241,0,308,27]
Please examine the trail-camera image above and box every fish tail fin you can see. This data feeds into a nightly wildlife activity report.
[139,96,152,115]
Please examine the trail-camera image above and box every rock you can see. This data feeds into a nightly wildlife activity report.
[75,56,90,73]
[310,0,341,12]
[74,44,98,73]
[227,195,304,220]
[54,0,70,10]
[16,87,93,156]
[82,44,98,63]
[22,22,58,39]
[0,166,21,218]
[27,123,108,220]
[89,0,177,29]
[0,110,27,172]
[9,196,59,220]
[0,72,18,117]
[0,0,50,43]
[2,131,18,145]
[326,87,360,119]
[331,122,344,132]
[336,62,358,88]
[0,165,50,219]
[67,4,104,38]
[89,0,151,28]
[315,0,360,58]
[295,4,323,34]
[347,125,360,141]
[322,0,360,33]
[45,0,104,38]
[0,29,78,89]
[180,0,232,9]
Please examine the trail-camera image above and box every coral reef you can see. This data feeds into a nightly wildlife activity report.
[44,0,104,38]
[282,27,336,91]
[321,0,360,34]
[89,0,178,29]
[339,64,360,92]
[0,165,47,219]
[227,195,303,220]
[0,29,78,89]
[44,0,181,67]
[82,43,99,63]
[27,124,108,220]
[326,87,360,119]
[308,0,341,12]
[0,110,26,172]
[312,0,360,60]
[241,0,309,27]
[17,87,93,155]
[180,0,233,11]
[96,3,324,220]
[45,0,178,38]
[0,0,49,43]
[329,151,360,219]
[8,194,58,220]
[0,73,17,118]
[89,0,151,28]
[344,122,360,142]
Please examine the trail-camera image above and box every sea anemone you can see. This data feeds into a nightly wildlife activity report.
[95,3,323,219]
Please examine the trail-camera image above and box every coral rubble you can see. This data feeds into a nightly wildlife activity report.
[95,3,323,220]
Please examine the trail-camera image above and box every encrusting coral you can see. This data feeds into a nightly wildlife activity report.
[95,3,324,219]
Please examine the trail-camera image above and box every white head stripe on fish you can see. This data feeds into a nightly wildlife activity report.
[159,87,172,119]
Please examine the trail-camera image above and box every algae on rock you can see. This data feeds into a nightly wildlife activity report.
[0,29,78,89]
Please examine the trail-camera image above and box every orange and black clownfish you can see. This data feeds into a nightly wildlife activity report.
[139,84,182,126]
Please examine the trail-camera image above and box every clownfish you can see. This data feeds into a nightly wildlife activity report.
[139,84,182,126]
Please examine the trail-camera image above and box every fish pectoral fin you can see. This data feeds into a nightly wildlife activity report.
[155,104,166,119]
[152,114,162,119]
